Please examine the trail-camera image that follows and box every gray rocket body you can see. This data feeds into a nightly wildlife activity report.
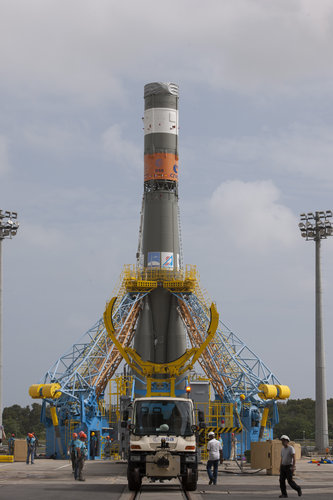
[134,83,187,382]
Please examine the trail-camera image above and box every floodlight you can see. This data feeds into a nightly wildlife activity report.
[0,209,19,435]
[298,209,333,452]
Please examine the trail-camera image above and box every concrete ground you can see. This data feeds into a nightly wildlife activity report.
[0,458,332,499]
[197,458,333,499]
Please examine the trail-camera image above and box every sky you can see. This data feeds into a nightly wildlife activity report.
[1,0,333,408]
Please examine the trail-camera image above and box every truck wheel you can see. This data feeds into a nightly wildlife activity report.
[182,467,197,491]
[127,467,141,491]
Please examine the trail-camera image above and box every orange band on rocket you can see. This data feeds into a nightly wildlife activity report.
[144,153,179,182]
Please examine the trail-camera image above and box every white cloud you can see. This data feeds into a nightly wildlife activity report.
[212,124,333,183]
[21,223,66,250]
[24,125,77,153]
[1,1,333,100]
[210,180,298,253]
[0,135,11,176]
[102,124,141,170]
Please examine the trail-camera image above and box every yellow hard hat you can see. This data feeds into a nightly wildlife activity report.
[91,432,95,436]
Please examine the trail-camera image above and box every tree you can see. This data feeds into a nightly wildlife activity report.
[274,398,333,441]
[2,403,46,439]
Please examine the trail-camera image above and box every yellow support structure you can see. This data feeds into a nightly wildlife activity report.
[261,407,269,427]
[50,406,59,427]
[259,406,270,439]
[103,297,219,396]
[121,264,198,293]
[107,376,133,424]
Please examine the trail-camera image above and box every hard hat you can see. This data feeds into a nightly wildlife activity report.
[79,431,84,437]
[280,435,290,441]
[106,436,110,439]
[72,433,78,438]
[81,433,87,439]
[208,431,215,437]
[28,433,33,437]
[91,432,95,436]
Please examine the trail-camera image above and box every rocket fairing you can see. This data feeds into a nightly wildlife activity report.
[134,83,187,375]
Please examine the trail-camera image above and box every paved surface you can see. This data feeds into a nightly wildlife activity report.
[0,458,332,499]
[0,460,127,500]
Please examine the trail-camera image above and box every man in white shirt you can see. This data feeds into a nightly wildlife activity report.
[206,431,223,485]
[279,435,302,498]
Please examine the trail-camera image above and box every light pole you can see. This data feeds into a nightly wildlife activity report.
[299,210,333,452]
[0,210,19,442]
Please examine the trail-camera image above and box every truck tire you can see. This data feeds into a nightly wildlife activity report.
[182,467,197,491]
[127,466,142,491]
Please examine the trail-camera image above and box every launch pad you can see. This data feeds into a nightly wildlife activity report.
[29,83,290,472]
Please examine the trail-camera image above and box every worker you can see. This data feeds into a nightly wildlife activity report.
[73,432,86,481]
[229,433,236,460]
[33,432,39,458]
[104,436,111,460]
[68,432,78,472]
[90,431,98,460]
[26,433,36,464]
[218,435,224,464]
[206,431,223,485]
[81,433,88,461]
[279,435,302,498]
[8,433,15,455]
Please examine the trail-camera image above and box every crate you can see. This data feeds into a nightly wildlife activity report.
[251,440,301,475]
[14,439,27,462]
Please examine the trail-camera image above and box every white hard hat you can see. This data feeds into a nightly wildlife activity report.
[208,431,215,437]
[280,435,290,441]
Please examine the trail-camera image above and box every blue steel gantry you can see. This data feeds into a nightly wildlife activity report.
[30,265,288,459]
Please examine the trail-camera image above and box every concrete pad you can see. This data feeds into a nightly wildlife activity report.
[0,458,332,499]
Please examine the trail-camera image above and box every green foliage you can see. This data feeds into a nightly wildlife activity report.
[273,398,333,441]
[2,403,45,439]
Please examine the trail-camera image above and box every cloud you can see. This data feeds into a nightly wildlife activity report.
[102,124,141,171]
[209,180,298,253]
[187,0,333,94]
[1,0,333,101]
[211,124,333,183]
[0,135,11,176]
[23,125,78,153]
[20,223,66,250]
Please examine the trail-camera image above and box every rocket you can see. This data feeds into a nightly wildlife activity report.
[134,82,187,382]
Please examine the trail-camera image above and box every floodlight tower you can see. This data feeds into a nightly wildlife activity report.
[299,210,333,452]
[0,210,19,437]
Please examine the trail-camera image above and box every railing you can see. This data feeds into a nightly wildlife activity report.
[122,264,198,292]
